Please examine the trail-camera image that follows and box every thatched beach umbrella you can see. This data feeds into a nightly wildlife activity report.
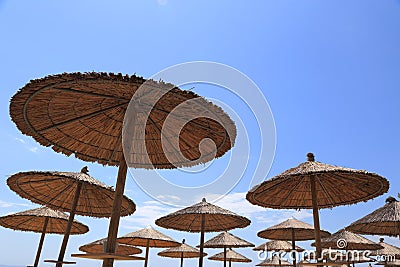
[7,167,135,267]
[254,240,304,267]
[257,218,330,267]
[202,231,254,267]
[10,72,236,267]
[158,239,206,267]
[346,197,400,237]
[79,238,142,255]
[209,249,251,267]
[0,206,88,267]
[246,153,389,262]
[370,238,400,259]
[117,226,180,267]
[155,198,251,267]
[256,255,292,267]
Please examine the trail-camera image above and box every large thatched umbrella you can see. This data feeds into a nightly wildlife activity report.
[158,239,206,267]
[6,167,135,267]
[209,249,251,267]
[256,255,292,267]
[0,206,88,267]
[346,197,400,237]
[257,218,331,267]
[10,72,236,267]
[79,238,142,255]
[155,198,251,267]
[246,153,389,262]
[117,226,180,267]
[202,231,254,267]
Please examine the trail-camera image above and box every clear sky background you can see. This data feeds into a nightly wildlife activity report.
[1,1,400,267]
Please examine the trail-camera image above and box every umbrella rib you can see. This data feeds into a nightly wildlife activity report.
[52,87,129,101]
[13,215,38,229]
[46,181,75,206]
[108,133,122,164]
[35,102,129,132]
[316,176,336,207]
[83,184,93,216]
[278,175,306,207]
[17,177,65,185]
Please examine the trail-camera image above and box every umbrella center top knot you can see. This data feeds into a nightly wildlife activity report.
[306,153,315,162]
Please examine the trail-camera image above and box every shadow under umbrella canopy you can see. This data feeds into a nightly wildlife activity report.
[117,226,180,267]
[202,231,254,267]
[10,72,236,267]
[0,206,88,267]
[208,248,251,267]
[155,198,250,267]
[158,239,206,267]
[246,153,389,264]
[6,167,135,267]
[257,218,331,267]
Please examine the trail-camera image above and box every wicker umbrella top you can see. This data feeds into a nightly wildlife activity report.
[257,218,331,241]
[0,206,88,234]
[256,255,292,266]
[117,226,180,248]
[79,238,142,255]
[10,72,236,169]
[155,198,251,232]
[208,249,251,263]
[246,153,389,209]
[202,231,254,248]
[6,168,135,218]
[158,239,205,258]
[369,238,400,257]
[253,240,304,252]
[311,229,383,250]
[346,197,400,237]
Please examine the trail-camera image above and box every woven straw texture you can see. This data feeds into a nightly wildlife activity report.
[158,239,204,258]
[253,240,304,252]
[203,231,254,248]
[247,153,389,209]
[117,226,179,248]
[208,249,251,263]
[7,170,135,217]
[0,206,88,234]
[256,255,292,266]
[257,218,330,241]
[155,198,251,232]
[369,238,400,258]
[79,238,142,255]
[10,72,236,169]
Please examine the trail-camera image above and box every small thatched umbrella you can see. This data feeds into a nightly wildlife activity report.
[254,240,304,267]
[79,238,142,255]
[346,197,400,237]
[247,153,389,262]
[0,206,88,267]
[158,239,206,267]
[117,226,180,267]
[257,218,330,267]
[369,238,400,267]
[155,198,251,267]
[202,231,254,267]
[10,72,236,267]
[209,249,251,267]
[6,167,135,267]
[256,255,292,267]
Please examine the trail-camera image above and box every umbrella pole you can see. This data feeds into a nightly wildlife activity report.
[144,240,150,267]
[229,259,231,267]
[180,252,184,267]
[291,228,296,267]
[310,175,322,265]
[102,156,128,267]
[224,246,227,267]
[33,217,49,267]
[199,213,206,267]
[56,182,83,267]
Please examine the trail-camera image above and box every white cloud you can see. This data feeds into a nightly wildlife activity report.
[29,147,38,153]
[0,200,32,209]
[15,137,25,143]
[157,0,168,6]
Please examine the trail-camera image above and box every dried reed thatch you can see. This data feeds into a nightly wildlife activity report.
[346,197,400,237]
[6,169,135,218]
[257,218,330,241]
[71,253,144,261]
[209,249,251,263]
[117,226,179,248]
[158,239,204,258]
[79,238,142,255]
[202,231,254,248]
[253,240,304,252]
[311,229,383,250]
[10,72,236,169]
[0,206,88,234]
[256,255,292,266]
[369,238,400,258]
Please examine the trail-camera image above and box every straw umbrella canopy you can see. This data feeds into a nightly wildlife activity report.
[0,206,88,267]
[79,238,142,255]
[158,239,206,267]
[155,198,251,267]
[257,218,330,267]
[370,238,400,259]
[246,153,389,262]
[209,249,251,267]
[346,197,400,237]
[256,255,292,267]
[253,240,304,252]
[202,231,254,267]
[117,226,180,267]
[10,72,236,267]
[6,167,135,267]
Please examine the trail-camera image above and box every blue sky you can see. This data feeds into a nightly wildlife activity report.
[1,1,400,267]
